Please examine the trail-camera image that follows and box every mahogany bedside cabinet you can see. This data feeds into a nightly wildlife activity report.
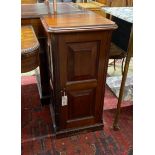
[41,11,117,137]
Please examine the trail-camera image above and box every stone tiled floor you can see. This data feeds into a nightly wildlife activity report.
[106,58,133,101]
[108,58,133,77]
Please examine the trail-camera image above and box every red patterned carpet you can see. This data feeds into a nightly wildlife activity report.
[104,85,132,110]
[21,76,133,155]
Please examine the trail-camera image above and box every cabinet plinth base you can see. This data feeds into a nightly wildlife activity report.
[55,123,103,138]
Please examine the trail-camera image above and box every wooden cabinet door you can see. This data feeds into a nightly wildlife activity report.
[53,31,112,130]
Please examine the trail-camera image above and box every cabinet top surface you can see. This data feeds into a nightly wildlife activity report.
[21,2,83,18]
[21,26,39,53]
[41,12,117,33]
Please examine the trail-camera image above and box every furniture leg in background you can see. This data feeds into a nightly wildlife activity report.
[21,16,51,106]
[102,7,133,130]
[113,27,133,130]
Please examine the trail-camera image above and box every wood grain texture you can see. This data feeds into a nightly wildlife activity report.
[48,30,114,132]
[21,3,83,19]
[96,0,133,6]
[21,0,37,4]
[21,5,52,104]
[41,12,117,33]
[76,2,106,10]
[21,2,117,134]
[76,2,106,17]
[21,19,46,38]
[96,0,107,5]
[21,25,39,53]
[21,26,39,73]
[109,0,133,6]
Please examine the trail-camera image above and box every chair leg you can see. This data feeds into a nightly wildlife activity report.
[113,56,131,131]
[121,58,125,75]
[114,59,116,71]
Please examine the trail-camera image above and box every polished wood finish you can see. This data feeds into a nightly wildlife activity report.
[21,3,88,105]
[76,2,106,17]
[21,4,50,19]
[21,19,46,38]
[41,12,117,136]
[21,3,83,19]
[21,3,51,105]
[21,0,37,4]
[96,0,107,4]
[21,3,117,136]
[125,0,133,6]
[109,0,133,6]
[76,2,106,9]
[96,0,133,7]
[21,26,39,52]
[21,26,39,73]
[41,12,116,32]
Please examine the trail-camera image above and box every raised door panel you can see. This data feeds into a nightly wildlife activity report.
[67,42,98,81]
[68,88,96,120]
